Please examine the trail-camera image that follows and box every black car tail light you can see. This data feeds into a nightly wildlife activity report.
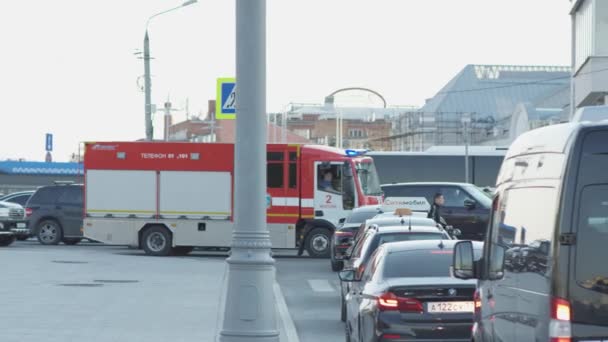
[381,333,401,339]
[378,292,423,313]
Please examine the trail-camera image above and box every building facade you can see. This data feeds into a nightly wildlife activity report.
[284,104,410,151]
[571,0,608,114]
[0,161,83,195]
[383,65,571,151]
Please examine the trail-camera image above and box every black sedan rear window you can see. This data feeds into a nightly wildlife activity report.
[384,248,481,278]
[362,233,445,264]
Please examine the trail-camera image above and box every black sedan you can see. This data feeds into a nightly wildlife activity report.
[331,205,382,272]
[340,240,482,342]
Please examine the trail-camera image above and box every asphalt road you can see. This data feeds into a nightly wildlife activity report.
[0,240,344,342]
[276,257,345,342]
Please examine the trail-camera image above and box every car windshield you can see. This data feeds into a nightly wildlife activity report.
[356,161,383,196]
[384,248,482,278]
[464,185,492,208]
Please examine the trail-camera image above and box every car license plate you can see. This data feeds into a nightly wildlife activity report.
[427,301,474,313]
[17,223,26,228]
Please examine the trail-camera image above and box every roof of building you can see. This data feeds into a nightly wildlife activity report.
[287,104,409,121]
[215,120,311,144]
[369,145,508,156]
[421,64,571,119]
[0,161,84,175]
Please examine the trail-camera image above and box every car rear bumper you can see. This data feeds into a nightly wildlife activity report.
[380,337,469,342]
[377,314,473,341]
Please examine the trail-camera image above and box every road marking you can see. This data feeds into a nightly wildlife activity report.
[274,283,300,342]
[307,279,335,293]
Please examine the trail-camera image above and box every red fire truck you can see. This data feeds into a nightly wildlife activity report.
[83,142,383,256]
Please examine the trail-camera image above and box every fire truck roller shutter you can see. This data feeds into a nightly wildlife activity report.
[86,170,156,218]
[159,171,231,220]
[298,219,335,258]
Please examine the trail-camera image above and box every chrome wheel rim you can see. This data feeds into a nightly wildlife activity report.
[39,224,58,243]
[311,234,329,253]
[147,232,166,252]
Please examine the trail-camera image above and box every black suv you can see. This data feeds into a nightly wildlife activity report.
[25,184,84,245]
[382,182,492,240]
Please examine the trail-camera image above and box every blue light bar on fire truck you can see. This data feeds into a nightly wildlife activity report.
[344,149,368,157]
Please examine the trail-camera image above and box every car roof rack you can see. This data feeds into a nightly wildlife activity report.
[53,181,75,185]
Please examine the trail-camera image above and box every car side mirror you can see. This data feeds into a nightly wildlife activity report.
[464,199,477,210]
[338,269,359,282]
[453,241,476,279]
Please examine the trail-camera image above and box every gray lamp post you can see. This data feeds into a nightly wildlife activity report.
[462,113,472,183]
[218,1,278,341]
[143,0,197,140]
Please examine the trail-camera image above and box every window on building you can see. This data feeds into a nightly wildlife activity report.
[349,129,364,138]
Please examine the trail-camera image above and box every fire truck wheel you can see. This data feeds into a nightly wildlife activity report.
[142,226,173,256]
[37,220,63,245]
[305,228,332,258]
[0,235,16,247]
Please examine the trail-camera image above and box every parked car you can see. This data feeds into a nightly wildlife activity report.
[348,214,441,253]
[0,190,35,207]
[331,205,383,272]
[0,201,28,245]
[25,183,83,245]
[452,120,608,341]
[382,182,492,240]
[341,240,483,342]
[339,220,452,322]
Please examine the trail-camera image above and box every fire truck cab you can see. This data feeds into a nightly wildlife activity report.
[83,142,383,257]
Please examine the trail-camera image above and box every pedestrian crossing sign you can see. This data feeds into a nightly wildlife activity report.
[216,77,236,120]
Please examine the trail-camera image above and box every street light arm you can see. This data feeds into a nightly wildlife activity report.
[326,87,387,108]
[145,0,198,31]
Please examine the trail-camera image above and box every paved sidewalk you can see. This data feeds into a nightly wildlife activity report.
[0,243,291,342]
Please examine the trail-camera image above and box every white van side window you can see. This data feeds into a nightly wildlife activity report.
[488,187,558,277]
[576,185,608,295]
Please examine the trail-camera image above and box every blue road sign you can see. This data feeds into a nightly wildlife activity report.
[45,133,53,152]
[216,77,236,119]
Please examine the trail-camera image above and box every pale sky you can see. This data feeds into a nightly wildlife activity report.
[0,0,572,162]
